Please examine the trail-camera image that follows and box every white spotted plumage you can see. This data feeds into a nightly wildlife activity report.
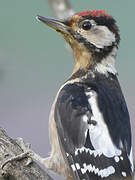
[114,156,120,163]
[122,171,127,177]
[80,163,115,178]
[68,87,133,179]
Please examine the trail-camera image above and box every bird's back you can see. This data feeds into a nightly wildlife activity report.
[54,72,133,180]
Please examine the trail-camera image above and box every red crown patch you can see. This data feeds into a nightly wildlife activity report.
[76,10,111,18]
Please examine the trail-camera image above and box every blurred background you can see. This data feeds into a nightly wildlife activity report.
[0,0,134,179]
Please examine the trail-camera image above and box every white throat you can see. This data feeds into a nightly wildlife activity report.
[94,47,117,75]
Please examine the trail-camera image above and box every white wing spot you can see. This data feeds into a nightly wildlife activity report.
[122,171,127,177]
[75,147,103,157]
[75,163,80,170]
[120,156,123,160]
[75,149,78,156]
[114,156,120,163]
[81,168,87,174]
[71,164,76,171]
[83,115,88,123]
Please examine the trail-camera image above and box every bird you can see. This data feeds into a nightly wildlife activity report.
[1,10,134,180]
[35,10,134,180]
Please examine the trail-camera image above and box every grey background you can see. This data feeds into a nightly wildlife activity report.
[0,0,134,179]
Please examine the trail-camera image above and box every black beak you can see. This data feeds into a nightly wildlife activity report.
[36,15,70,34]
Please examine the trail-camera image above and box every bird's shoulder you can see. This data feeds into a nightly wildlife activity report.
[55,73,131,152]
[54,78,133,179]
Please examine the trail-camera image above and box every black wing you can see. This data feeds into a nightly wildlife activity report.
[54,81,133,180]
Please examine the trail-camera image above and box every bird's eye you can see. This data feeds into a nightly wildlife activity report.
[82,21,92,30]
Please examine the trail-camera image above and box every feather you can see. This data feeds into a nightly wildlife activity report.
[54,74,133,180]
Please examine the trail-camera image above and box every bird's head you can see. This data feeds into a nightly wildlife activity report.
[37,10,120,75]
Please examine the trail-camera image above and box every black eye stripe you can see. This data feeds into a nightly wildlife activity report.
[82,21,92,30]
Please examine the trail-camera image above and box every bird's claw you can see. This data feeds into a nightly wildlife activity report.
[16,137,33,166]
[1,138,33,169]
[16,137,31,151]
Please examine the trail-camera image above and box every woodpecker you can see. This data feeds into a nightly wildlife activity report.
[2,10,133,180]
[35,10,134,180]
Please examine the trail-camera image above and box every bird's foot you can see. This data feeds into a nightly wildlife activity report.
[15,137,33,165]
[1,138,34,169]
[16,139,63,172]
[1,137,51,171]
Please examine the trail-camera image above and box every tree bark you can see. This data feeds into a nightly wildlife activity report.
[0,127,53,180]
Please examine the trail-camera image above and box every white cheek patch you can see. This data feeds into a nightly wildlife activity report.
[81,25,116,49]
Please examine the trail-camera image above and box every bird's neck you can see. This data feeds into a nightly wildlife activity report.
[72,47,117,78]
[70,40,92,75]
[72,50,92,75]
[94,48,117,75]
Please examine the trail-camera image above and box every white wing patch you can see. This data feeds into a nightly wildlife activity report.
[85,90,122,158]
[81,163,115,178]
[75,147,103,157]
